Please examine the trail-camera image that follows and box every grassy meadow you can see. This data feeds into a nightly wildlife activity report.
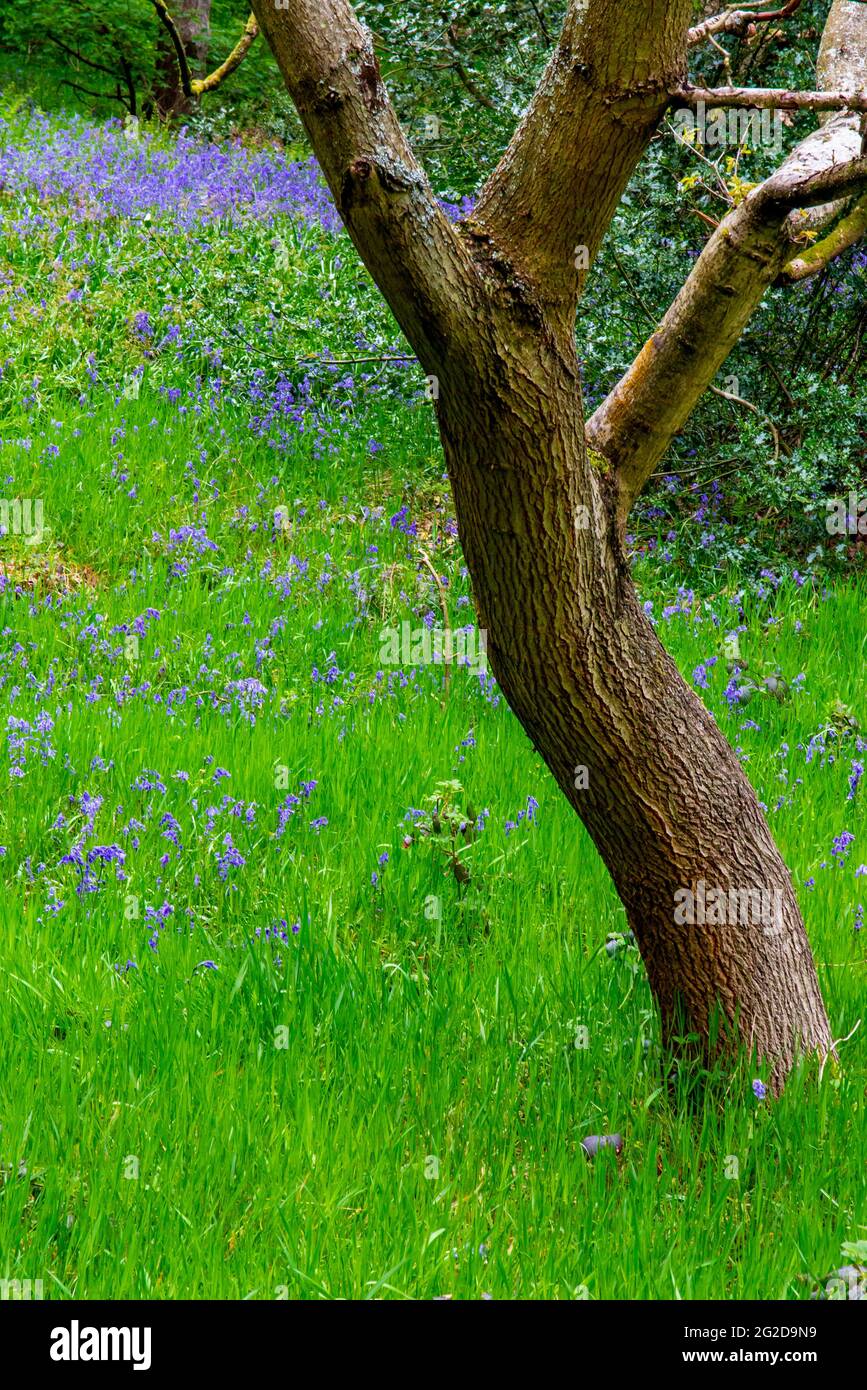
[0,94,865,1301]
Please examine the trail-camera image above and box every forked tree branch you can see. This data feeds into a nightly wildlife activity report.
[688,1,804,47]
[588,0,867,510]
[151,3,259,100]
[467,0,696,337]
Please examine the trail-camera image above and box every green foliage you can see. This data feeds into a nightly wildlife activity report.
[1,318,866,1297]
[0,0,295,125]
[0,38,865,1294]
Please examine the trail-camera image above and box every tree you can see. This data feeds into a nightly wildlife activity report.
[153,0,211,115]
[151,2,260,115]
[247,0,867,1090]
[0,1,263,118]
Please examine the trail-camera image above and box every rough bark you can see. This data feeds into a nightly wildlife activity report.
[250,0,842,1089]
[469,1,695,335]
[435,318,831,1088]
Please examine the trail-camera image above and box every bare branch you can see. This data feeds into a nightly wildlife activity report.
[672,84,867,112]
[193,15,259,97]
[805,0,867,232]
[61,78,130,110]
[778,193,867,282]
[688,1,803,47]
[710,382,781,457]
[42,34,126,81]
[527,0,554,46]
[151,0,194,100]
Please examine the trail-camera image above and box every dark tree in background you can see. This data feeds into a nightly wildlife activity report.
[155,0,211,116]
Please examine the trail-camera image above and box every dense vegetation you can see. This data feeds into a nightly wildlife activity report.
[0,3,864,1299]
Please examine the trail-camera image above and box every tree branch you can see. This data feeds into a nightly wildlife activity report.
[587,120,867,512]
[589,0,867,513]
[805,0,867,233]
[193,15,259,97]
[150,4,260,103]
[450,58,498,110]
[468,0,696,337]
[672,84,867,112]
[778,193,867,282]
[688,1,804,47]
[527,0,554,46]
[151,0,194,100]
[42,34,125,81]
[61,78,130,110]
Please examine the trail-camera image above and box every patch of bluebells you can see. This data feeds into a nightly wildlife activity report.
[0,112,345,235]
[692,656,718,690]
[276,780,318,836]
[504,796,540,836]
[371,850,389,887]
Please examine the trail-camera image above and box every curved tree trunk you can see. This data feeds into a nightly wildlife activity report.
[435,316,831,1087]
[245,0,862,1089]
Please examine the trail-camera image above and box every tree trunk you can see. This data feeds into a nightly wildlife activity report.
[155,0,211,117]
[434,305,830,1089]
[248,0,848,1089]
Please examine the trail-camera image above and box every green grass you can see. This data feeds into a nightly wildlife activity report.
[1,384,865,1300]
[0,100,865,1302]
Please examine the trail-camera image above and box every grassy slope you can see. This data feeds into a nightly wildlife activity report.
[0,102,865,1300]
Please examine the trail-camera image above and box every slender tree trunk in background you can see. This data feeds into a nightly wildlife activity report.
[245,0,867,1089]
[156,0,211,116]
